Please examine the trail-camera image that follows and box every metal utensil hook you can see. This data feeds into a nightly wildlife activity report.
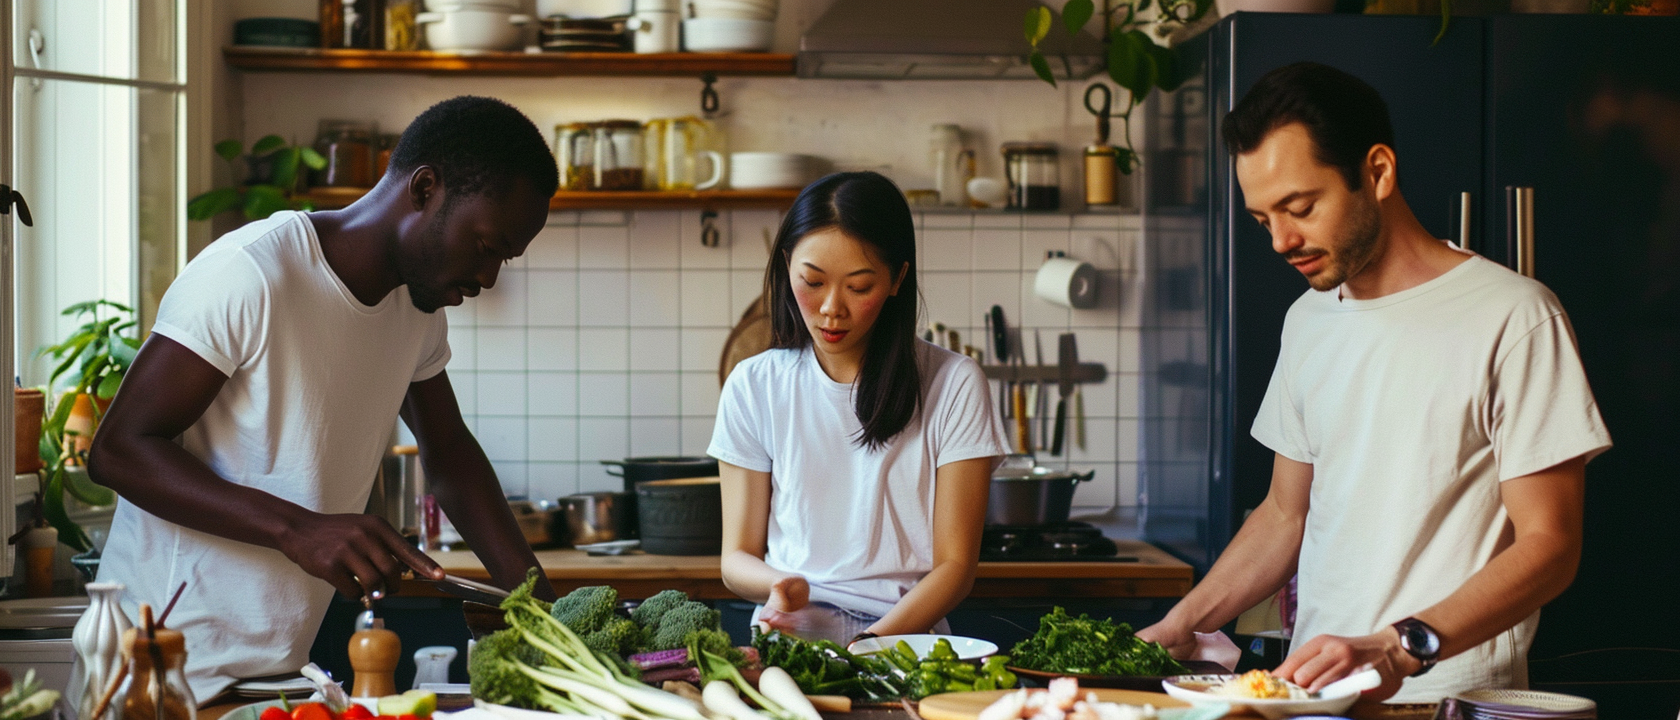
[700,209,721,248]
[700,72,721,118]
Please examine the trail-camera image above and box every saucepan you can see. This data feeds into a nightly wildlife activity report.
[987,458,1095,526]
[558,491,633,546]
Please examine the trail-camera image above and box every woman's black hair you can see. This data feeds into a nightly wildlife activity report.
[765,171,922,451]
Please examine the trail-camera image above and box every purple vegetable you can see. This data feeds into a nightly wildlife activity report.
[640,666,703,684]
[629,648,690,670]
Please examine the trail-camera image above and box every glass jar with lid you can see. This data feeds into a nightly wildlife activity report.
[1001,142,1060,210]
[592,120,645,191]
[555,122,595,191]
[313,119,376,188]
[110,615,196,720]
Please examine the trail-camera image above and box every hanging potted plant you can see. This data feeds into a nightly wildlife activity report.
[34,299,137,572]
[1023,0,1214,174]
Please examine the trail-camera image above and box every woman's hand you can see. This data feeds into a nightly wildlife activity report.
[755,575,811,632]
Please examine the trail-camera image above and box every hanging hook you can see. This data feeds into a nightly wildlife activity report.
[700,210,721,248]
[700,72,720,118]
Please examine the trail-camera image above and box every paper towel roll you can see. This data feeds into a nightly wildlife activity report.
[1035,256,1099,308]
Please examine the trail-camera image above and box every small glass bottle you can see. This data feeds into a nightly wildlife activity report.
[320,0,345,48]
[110,621,196,720]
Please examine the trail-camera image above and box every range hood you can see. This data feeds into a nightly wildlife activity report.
[798,0,1105,80]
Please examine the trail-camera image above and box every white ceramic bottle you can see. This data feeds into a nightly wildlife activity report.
[70,582,133,720]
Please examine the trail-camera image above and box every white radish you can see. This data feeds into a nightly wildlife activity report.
[616,682,707,720]
[977,689,1030,720]
[543,675,643,719]
[756,667,821,720]
[703,680,772,720]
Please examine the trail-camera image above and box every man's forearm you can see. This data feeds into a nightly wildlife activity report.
[424,445,553,598]
[1162,497,1305,634]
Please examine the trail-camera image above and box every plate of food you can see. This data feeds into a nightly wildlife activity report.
[847,634,999,662]
[1161,669,1373,719]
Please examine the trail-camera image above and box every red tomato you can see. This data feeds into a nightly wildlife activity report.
[397,714,420,720]
[292,703,335,720]
[342,706,374,720]
[260,707,291,720]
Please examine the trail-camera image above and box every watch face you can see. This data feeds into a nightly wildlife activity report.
[1402,621,1441,656]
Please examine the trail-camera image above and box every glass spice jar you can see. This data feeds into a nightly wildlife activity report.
[313,119,376,188]
[591,120,645,191]
[109,624,196,720]
[555,122,595,192]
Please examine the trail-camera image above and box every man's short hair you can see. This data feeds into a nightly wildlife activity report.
[387,96,559,208]
[1223,62,1394,191]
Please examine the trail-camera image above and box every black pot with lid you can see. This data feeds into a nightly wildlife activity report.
[600,456,720,538]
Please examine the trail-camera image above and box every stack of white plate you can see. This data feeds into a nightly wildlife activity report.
[728,152,821,190]
[682,0,775,52]
[1444,689,1597,719]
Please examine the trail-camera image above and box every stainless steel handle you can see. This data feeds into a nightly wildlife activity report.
[1458,191,1472,251]
[1513,186,1535,278]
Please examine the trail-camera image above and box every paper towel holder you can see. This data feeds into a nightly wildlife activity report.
[1036,250,1100,309]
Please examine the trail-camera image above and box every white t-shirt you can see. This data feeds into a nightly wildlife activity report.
[96,211,451,703]
[708,340,1008,618]
[1252,254,1611,703]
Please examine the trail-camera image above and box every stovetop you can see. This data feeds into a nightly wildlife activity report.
[978,521,1137,562]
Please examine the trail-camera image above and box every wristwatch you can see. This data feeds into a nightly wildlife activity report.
[1391,617,1442,677]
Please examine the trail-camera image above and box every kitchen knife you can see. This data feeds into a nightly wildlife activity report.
[990,306,1009,363]
[1066,335,1084,451]
[1051,333,1075,456]
[1033,329,1048,451]
[430,573,511,606]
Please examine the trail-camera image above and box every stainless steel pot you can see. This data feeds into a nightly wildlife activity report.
[559,492,632,546]
[987,465,1095,526]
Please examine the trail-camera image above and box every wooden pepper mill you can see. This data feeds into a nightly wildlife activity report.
[348,609,400,698]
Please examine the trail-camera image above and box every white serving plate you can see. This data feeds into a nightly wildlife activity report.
[1161,674,1360,720]
[846,633,998,661]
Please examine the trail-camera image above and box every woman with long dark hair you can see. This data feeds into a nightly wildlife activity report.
[709,172,1006,644]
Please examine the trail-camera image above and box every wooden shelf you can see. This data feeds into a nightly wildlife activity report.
[223,46,796,77]
[299,187,801,211]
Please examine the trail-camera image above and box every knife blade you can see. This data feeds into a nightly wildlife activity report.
[1033,329,1048,451]
[1051,333,1075,456]
[431,573,511,605]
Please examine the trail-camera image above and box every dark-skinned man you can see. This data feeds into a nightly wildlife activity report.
[1137,64,1610,704]
[86,96,560,703]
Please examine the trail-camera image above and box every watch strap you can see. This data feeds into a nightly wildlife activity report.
[1391,617,1441,677]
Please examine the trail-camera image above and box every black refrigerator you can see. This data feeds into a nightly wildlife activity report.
[1138,13,1680,715]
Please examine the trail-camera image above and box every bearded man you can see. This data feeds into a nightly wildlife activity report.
[1137,63,1611,706]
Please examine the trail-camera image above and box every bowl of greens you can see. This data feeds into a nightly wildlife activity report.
[1005,607,1222,691]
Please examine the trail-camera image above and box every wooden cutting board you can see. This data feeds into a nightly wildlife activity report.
[918,689,1190,720]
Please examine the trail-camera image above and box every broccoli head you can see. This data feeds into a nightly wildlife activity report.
[630,589,691,630]
[648,601,722,651]
[581,616,645,658]
[468,628,544,707]
[550,585,619,635]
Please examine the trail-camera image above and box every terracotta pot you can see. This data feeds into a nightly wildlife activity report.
[14,388,44,474]
[62,392,100,459]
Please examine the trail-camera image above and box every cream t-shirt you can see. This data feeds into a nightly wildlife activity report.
[96,211,451,703]
[709,340,1008,618]
[1251,254,1610,703]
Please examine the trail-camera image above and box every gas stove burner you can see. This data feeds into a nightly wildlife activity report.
[979,521,1126,561]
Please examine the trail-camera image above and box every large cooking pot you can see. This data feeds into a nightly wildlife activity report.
[601,456,720,538]
[987,465,1095,526]
[558,492,633,546]
[636,477,723,556]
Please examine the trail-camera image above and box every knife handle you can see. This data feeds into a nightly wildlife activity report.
[1012,384,1031,454]
[1051,398,1067,456]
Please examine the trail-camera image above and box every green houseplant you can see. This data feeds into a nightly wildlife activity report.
[35,299,137,553]
[187,135,327,221]
[1024,0,1214,174]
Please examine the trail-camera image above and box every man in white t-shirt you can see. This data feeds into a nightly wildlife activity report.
[1138,63,1611,704]
[86,96,560,703]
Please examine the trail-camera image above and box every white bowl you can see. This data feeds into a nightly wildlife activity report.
[537,0,635,17]
[682,17,773,52]
[427,0,522,11]
[689,0,777,20]
[729,152,820,189]
[1161,675,1360,720]
[846,634,999,661]
[417,8,531,52]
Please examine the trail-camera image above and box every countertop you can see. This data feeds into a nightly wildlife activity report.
[403,540,1194,600]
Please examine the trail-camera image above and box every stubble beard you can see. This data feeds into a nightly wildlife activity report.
[1307,194,1382,292]
[401,210,451,314]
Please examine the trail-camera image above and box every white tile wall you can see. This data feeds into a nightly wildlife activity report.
[444,209,1147,508]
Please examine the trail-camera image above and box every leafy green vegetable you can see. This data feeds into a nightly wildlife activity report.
[551,585,621,635]
[1008,606,1187,676]
[751,629,905,701]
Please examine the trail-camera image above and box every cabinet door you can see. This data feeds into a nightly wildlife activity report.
[1218,14,1485,554]
[1487,14,1680,681]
